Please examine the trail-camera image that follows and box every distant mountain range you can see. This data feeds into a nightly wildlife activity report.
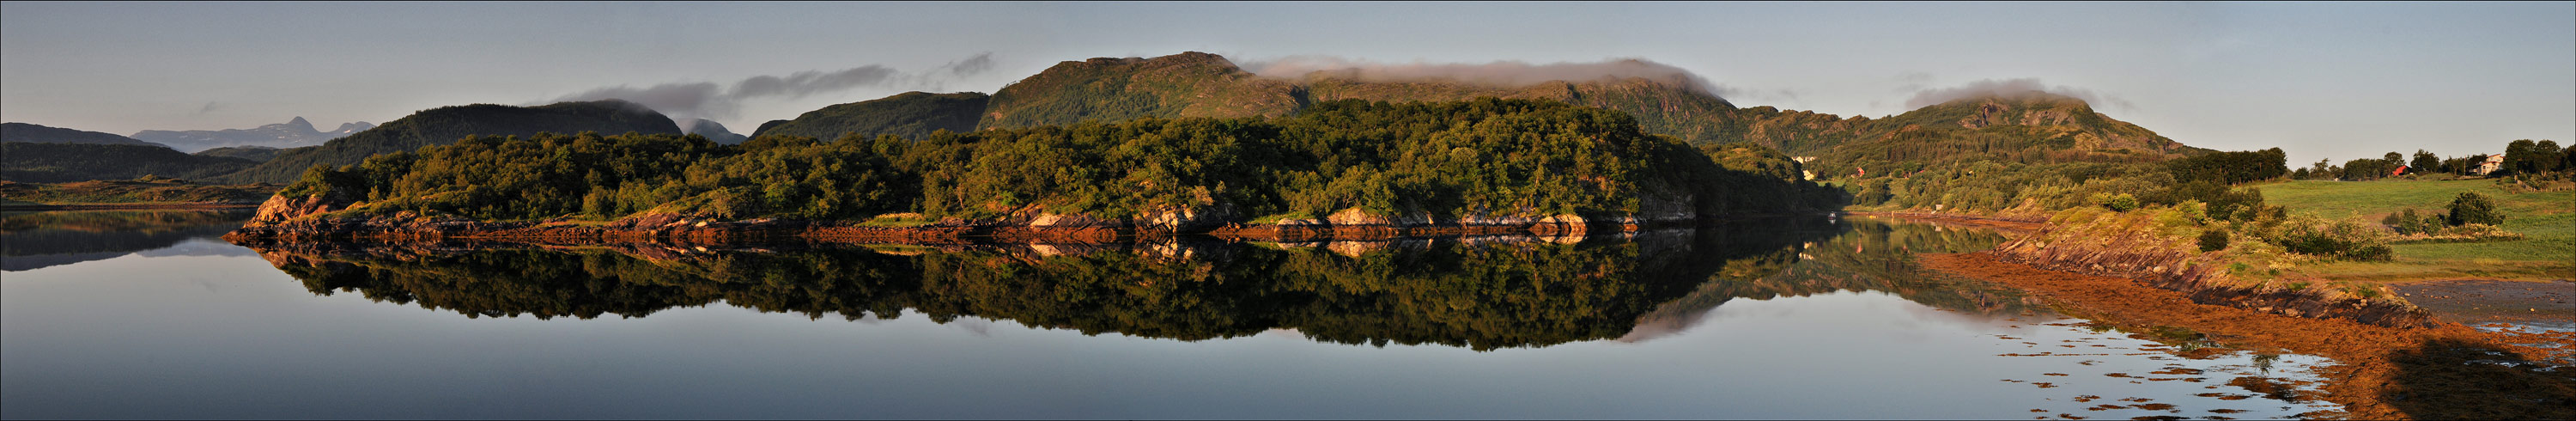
[131,117,374,152]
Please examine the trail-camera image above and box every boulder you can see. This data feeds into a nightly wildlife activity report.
[1326,207,1390,226]
[246,192,355,226]
[1028,212,1126,228]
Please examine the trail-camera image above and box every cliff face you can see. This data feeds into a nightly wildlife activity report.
[246,192,355,226]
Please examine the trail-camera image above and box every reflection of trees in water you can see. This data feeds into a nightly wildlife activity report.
[256,218,2049,350]
[1622,218,2038,341]
[252,220,1844,351]
[2,210,254,271]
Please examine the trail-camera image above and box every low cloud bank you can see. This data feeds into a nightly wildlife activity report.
[1903,78,2135,110]
[546,52,998,129]
[1242,56,1729,96]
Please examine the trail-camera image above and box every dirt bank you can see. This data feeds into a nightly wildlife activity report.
[1844,210,2044,232]
[1923,253,2574,420]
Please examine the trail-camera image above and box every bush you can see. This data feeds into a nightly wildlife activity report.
[2271,217,2396,261]
[2198,229,2230,252]
[2445,192,2504,226]
[2092,192,2140,211]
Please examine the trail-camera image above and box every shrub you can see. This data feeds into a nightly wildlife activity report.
[2198,229,2230,252]
[2092,192,2140,211]
[2445,192,2504,226]
[2386,209,2446,235]
[2270,216,2397,261]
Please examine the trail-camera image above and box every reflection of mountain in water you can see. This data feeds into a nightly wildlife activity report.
[1619,217,2041,342]
[2,210,254,272]
[240,217,2034,350]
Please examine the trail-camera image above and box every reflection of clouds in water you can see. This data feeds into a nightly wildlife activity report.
[132,237,259,258]
[1261,327,1303,340]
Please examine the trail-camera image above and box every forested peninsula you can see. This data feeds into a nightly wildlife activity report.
[230,99,1844,241]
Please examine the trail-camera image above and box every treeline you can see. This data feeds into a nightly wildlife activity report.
[282,99,1843,223]
[2293,139,2573,180]
[1844,147,2286,218]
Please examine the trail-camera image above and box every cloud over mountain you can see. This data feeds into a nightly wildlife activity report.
[547,52,999,125]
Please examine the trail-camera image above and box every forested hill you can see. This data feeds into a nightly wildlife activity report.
[750,91,988,142]
[761,52,2196,162]
[2,123,169,148]
[210,100,683,184]
[273,98,1843,224]
[978,52,1307,130]
[1807,92,2204,179]
[2,143,258,183]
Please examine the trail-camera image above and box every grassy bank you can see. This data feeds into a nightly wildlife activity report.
[2254,179,2573,282]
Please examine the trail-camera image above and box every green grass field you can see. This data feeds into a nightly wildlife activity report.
[2254,179,2573,282]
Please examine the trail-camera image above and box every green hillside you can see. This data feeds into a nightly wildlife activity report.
[752,91,988,141]
[0,122,169,148]
[1,143,258,183]
[210,100,683,184]
[193,146,281,162]
[978,52,1304,129]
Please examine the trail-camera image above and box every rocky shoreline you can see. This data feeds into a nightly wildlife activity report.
[1981,222,2439,329]
[225,192,1716,244]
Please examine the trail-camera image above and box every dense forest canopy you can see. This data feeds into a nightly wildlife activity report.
[278,98,1843,223]
[748,92,988,142]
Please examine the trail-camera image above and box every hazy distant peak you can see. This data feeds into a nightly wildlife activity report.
[329,121,376,134]
[131,116,374,152]
[683,119,748,144]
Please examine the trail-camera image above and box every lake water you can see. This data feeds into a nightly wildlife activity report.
[3,210,2342,419]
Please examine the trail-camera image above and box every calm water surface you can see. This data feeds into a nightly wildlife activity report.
[3,210,2340,418]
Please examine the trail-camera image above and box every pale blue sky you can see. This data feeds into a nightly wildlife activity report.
[3,1,2569,163]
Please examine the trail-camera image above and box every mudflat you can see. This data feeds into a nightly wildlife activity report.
[2392,279,2576,326]
[1922,252,2575,420]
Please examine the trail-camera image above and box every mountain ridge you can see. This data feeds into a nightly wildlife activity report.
[208,100,684,183]
[2,122,170,148]
[132,117,377,152]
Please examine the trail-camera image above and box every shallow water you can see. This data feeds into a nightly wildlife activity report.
[2,210,2340,418]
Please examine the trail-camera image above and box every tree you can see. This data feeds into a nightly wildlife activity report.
[2534,140,2566,173]
[2446,192,2503,226]
[2409,149,2439,175]
[2503,139,2537,175]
